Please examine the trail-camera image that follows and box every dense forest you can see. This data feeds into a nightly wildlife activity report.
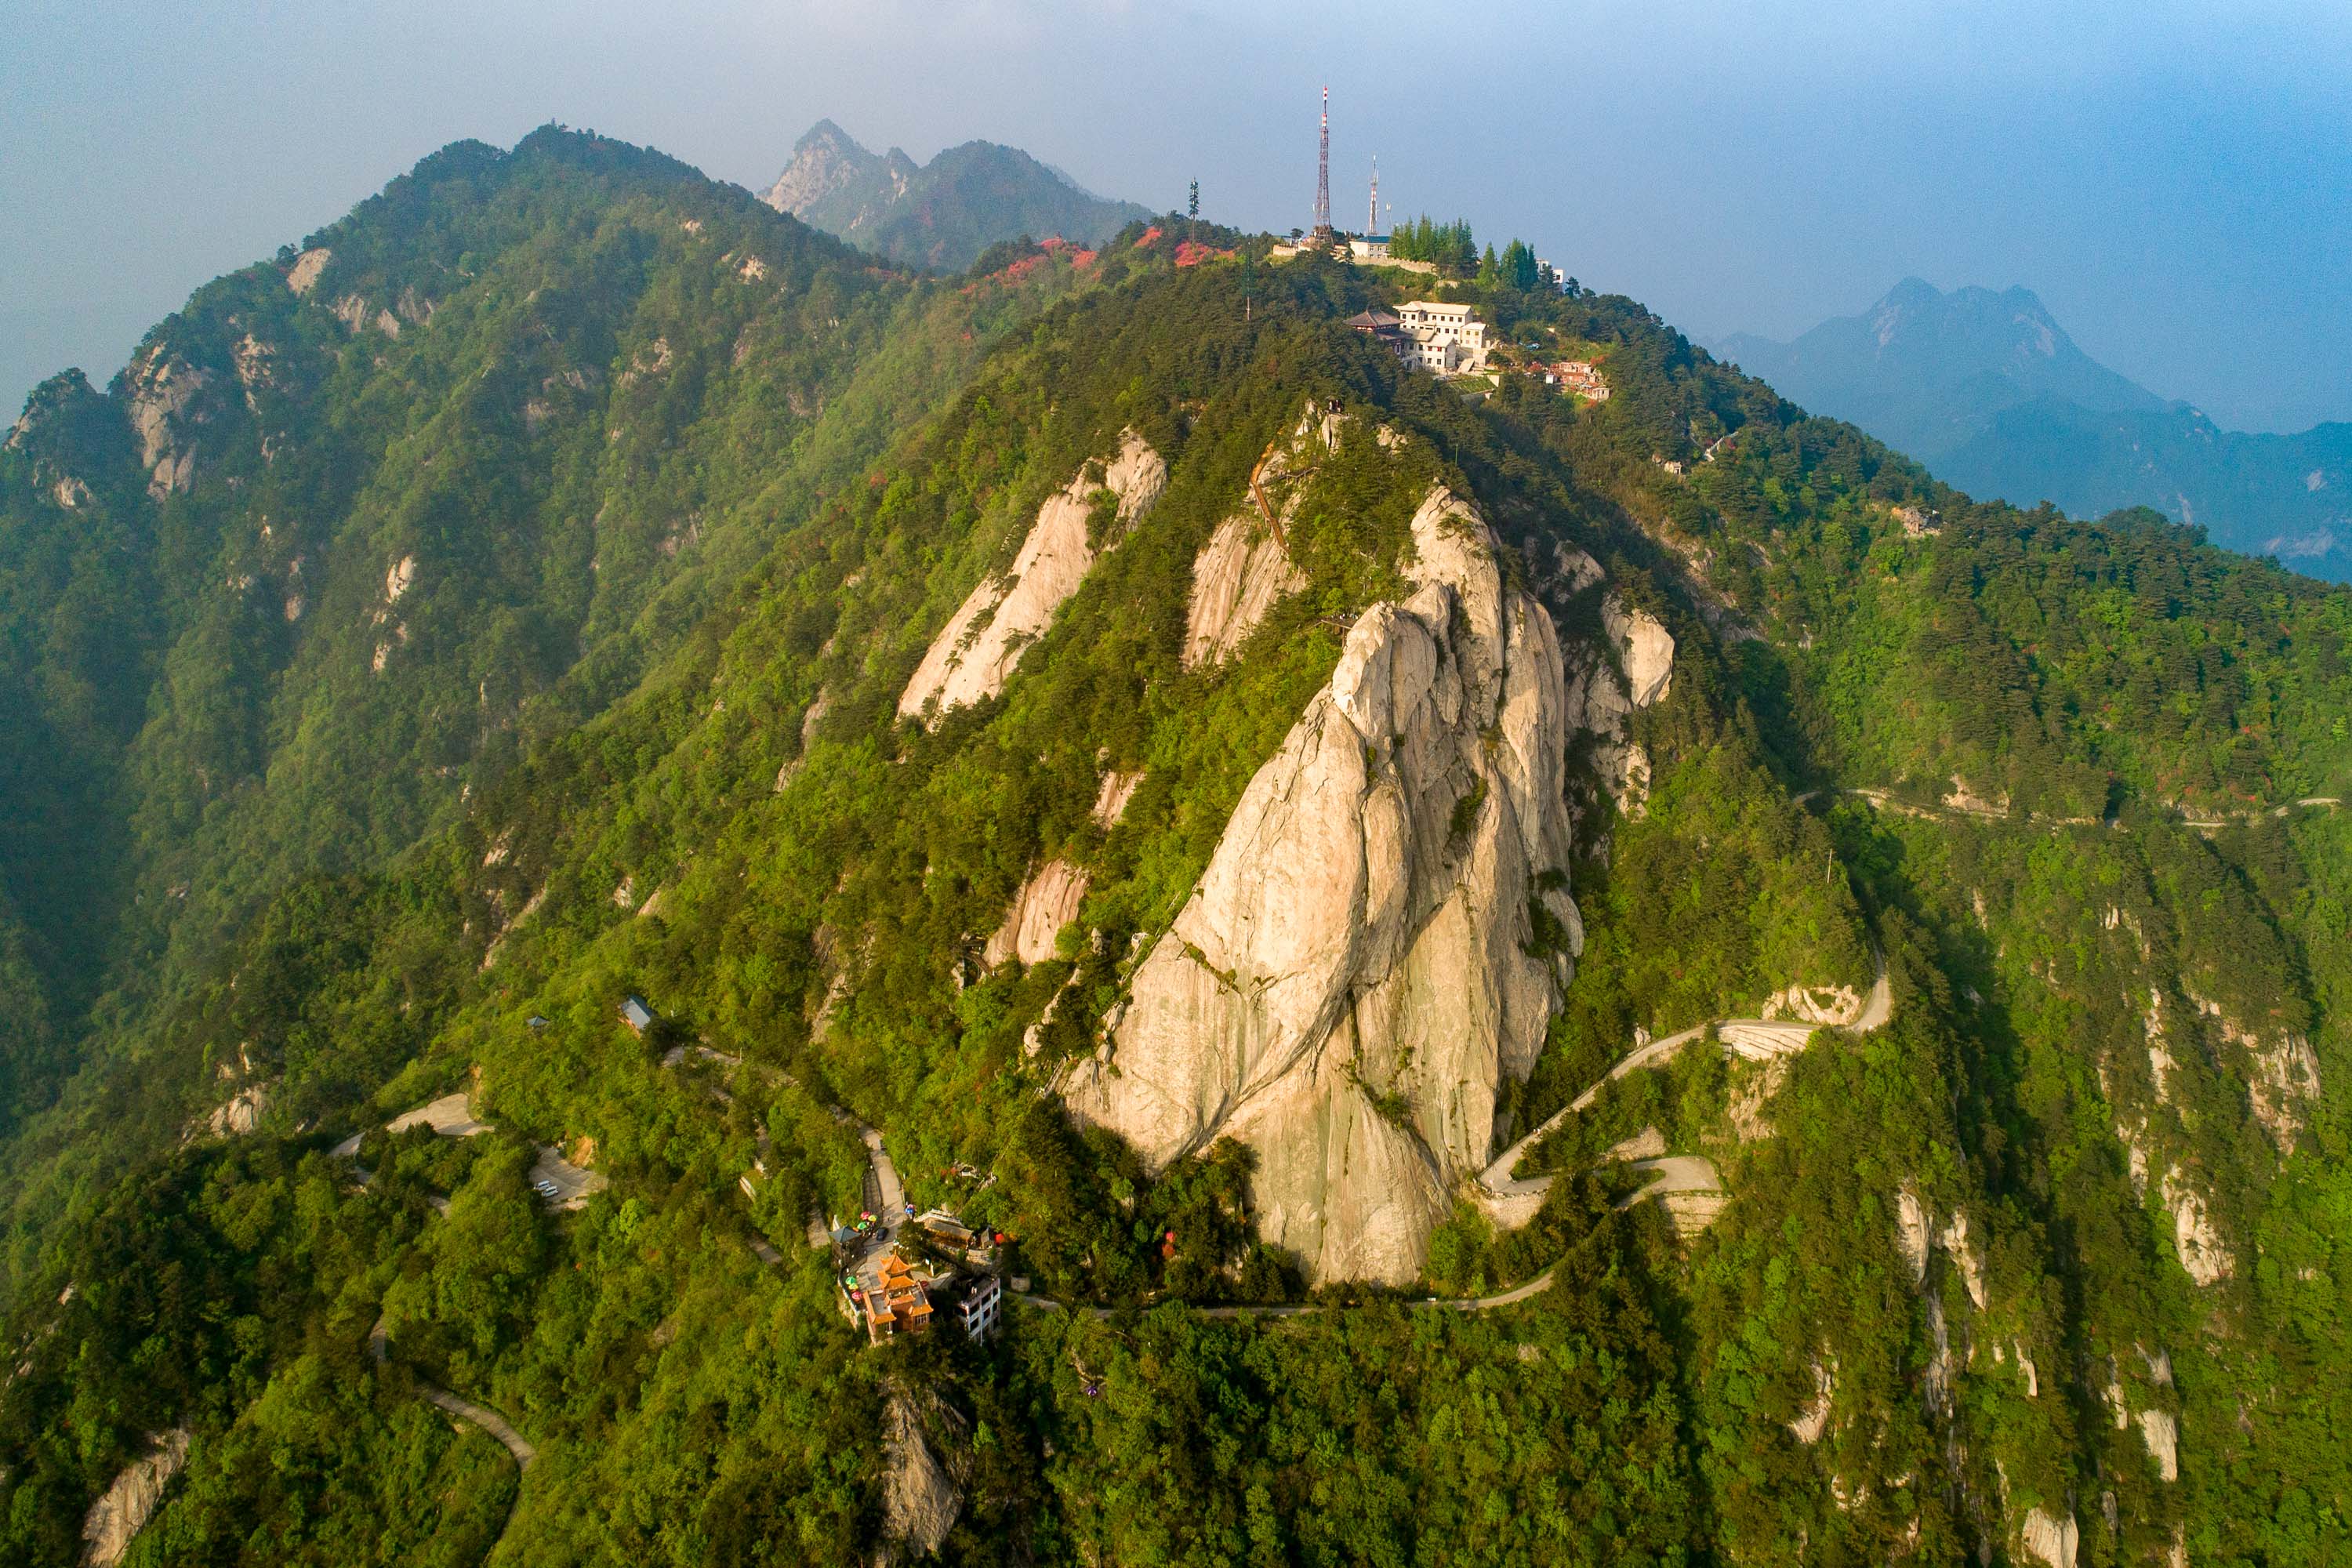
[2,126,2347,1565]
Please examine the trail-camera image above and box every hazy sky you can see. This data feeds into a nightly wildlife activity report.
[6,0,2349,430]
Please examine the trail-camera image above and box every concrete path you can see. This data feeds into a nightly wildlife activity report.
[1798,782,2345,834]
[368,1316,535,1470]
[1479,953,1886,1196]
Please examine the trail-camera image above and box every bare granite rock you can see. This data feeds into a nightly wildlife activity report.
[879,1390,960,1563]
[985,859,1091,967]
[1063,486,1578,1283]
[81,1428,189,1567]
[2021,1506,2079,1568]
[1091,768,1143,826]
[899,433,1165,724]
[1182,404,1327,668]
[1895,1183,1931,1287]
[1602,595,1675,708]
[1183,510,1305,668]
[204,1083,268,1137]
[125,346,206,499]
[285,246,332,296]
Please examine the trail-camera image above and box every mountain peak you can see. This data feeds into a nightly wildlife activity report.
[759,119,1150,272]
[1730,277,2169,462]
[1882,276,1944,309]
[794,118,866,156]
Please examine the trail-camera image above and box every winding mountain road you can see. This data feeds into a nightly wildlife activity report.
[1795,783,2346,834]
[368,1316,535,1468]
[1477,953,1889,1212]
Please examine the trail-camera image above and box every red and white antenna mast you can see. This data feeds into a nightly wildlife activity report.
[1313,86,1332,238]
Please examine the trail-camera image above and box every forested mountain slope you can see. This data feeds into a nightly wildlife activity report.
[0,128,1103,1155]
[2,130,2348,1567]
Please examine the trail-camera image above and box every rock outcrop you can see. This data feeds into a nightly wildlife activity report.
[125,345,206,499]
[82,1428,189,1567]
[1603,596,1675,708]
[1790,1357,1836,1444]
[285,246,332,296]
[898,434,1166,724]
[879,1389,961,1564]
[984,860,1090,967]
[2136,1408,2180,1483]
[1561,590,1675,818]
[1183,512,1305,667]
[2159,1164,2232,1285]
[2191,994,2324,1149]
[1181,404,1329,668]
[1091,768,1142,826]
[204,1083,268,1137]
[2020,1507,2080,1568]
[1063,487,1579,1283]
[1895,1184,1932,1286]
[1762,981,1865,1026]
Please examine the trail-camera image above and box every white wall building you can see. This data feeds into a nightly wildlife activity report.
[1396,301,1489,374]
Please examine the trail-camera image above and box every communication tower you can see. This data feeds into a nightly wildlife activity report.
[1311,88,1334,242]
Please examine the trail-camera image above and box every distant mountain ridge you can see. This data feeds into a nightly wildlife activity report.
[760,119,1153,274]
[1717,278,2352,579]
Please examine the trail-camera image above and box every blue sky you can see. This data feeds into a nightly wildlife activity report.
[5,0,2348,430]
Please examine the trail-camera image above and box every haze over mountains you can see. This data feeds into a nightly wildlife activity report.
[1717,280,2352,579]
[760,119,1154,274]
[5,115,2352,1567]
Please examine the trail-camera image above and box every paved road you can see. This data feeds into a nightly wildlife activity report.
[1479,953,1889,1197]
[332,1092,603,1211]
[422,1388,536,1468]
[368,1316,535,1470]
[1798,783,2346,834]
[1620,1155,1723,1204]
[846,1125,913,1302]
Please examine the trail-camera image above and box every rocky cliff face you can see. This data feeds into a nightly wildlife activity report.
[898,433,1165,725]
[985,859,1090,967]
[1063,487,1580,1283]
[1181,406,1322,668]
[123,344,207,499]
[760,121,885,219]
[81,1428,189,1567]
[877,1388,961,1566]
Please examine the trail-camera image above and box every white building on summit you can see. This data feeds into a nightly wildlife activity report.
[1394,302,1488,372]
[1350,300,1492,376]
